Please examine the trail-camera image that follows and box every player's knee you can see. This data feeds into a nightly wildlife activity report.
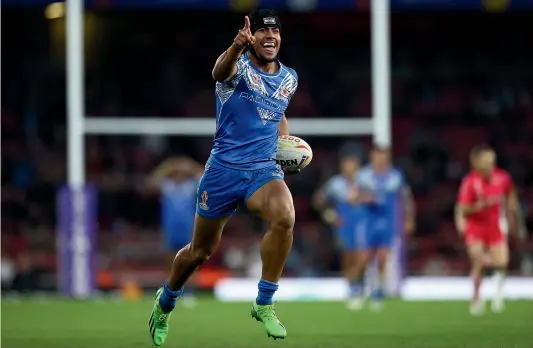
[376,250,388,269]
[490,246,509,268]
[270,203,295,233]
[191,247,212,265]
[468,246,484,263]
[492,256,508,268]
[357,251,371,265]
[470,255,485,271]
[376,257,387,271]
[492,261,508,269]
[185,244,214,265]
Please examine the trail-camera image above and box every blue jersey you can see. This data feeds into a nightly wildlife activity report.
[211,53,298,170]
[323,174,365,251]
[356,165,405,220]
[161,178,198,239]
[324,175,363,224]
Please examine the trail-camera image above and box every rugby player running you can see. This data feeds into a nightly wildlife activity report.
[351,146,415,310]
[148,9,299,346]
[313,153,374,309]
[455,145,527,315]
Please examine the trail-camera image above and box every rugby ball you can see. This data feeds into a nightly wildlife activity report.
[276,135,313,171]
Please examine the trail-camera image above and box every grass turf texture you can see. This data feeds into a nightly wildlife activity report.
[2,298,532,348]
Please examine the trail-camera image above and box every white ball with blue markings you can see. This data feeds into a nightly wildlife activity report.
[276,135,313,171]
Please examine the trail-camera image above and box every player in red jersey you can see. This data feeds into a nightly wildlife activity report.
[455,144,527,315]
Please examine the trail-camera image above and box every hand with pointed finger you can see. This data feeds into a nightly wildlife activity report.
[234,16,255,49]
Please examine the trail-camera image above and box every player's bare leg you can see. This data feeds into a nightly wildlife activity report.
[346,250,370,310]
[164,254,197,308]
[370,248,389,311]
[342,251,357,280]
[247,179,294,339]
[149,215,229,346]
[467,243,485,315]
[167,215,229,290]
[488,241,509,313]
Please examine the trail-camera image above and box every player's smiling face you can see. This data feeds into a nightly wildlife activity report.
[253,27,281,63]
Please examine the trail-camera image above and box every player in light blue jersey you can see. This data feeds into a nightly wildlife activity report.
[353,146,415,310]
[147,157,203,308]
[149,9,299,345]
[314,154,374,309]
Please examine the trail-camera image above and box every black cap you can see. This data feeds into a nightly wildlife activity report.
[248,9,282,34]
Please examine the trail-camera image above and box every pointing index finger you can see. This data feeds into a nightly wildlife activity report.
[244,16,250,29]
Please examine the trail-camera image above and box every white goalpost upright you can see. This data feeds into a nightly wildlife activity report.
[371,0,391,148]
[67,0,85,188]
[62,0,391,298]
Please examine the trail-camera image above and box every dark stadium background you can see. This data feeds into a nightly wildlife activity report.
[2,2,533,348]
[3,3,533,293]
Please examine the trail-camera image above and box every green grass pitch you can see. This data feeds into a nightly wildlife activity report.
[2,298,532,348]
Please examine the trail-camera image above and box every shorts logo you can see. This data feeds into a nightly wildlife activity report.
[273,165,284,178]
[199,191,209,211]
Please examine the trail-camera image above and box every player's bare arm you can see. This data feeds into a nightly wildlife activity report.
[146,158,181,190]
[458,201,488,216]
[147,157,201,190]
[508,188,527,240]
[312,187,340,227]
[278,114,289,136]
[181,157,205,178]
[401,185,416,234]
[212,16,255,82]
[454,204,466,235]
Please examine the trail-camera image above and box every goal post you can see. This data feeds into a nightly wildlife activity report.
[84,118,373,136]
[59,0,94,299]
[61,0,393,299]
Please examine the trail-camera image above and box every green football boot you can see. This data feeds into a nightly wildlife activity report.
[148,288,172,346]
[251,302,287,340]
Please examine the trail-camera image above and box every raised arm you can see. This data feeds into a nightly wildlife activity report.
[147,157,203,191]
[212,16,255,82]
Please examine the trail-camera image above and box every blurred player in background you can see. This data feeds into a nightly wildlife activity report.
[313,154,374,310]
[455,145,527,315]
[352,146,415,310]
[148,9,299,345]
[147,157,204,308]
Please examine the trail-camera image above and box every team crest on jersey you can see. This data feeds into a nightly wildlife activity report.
[272,73,297,103]
[257,107,277,125]
[244,68,268,96]
[199,191,209,211]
